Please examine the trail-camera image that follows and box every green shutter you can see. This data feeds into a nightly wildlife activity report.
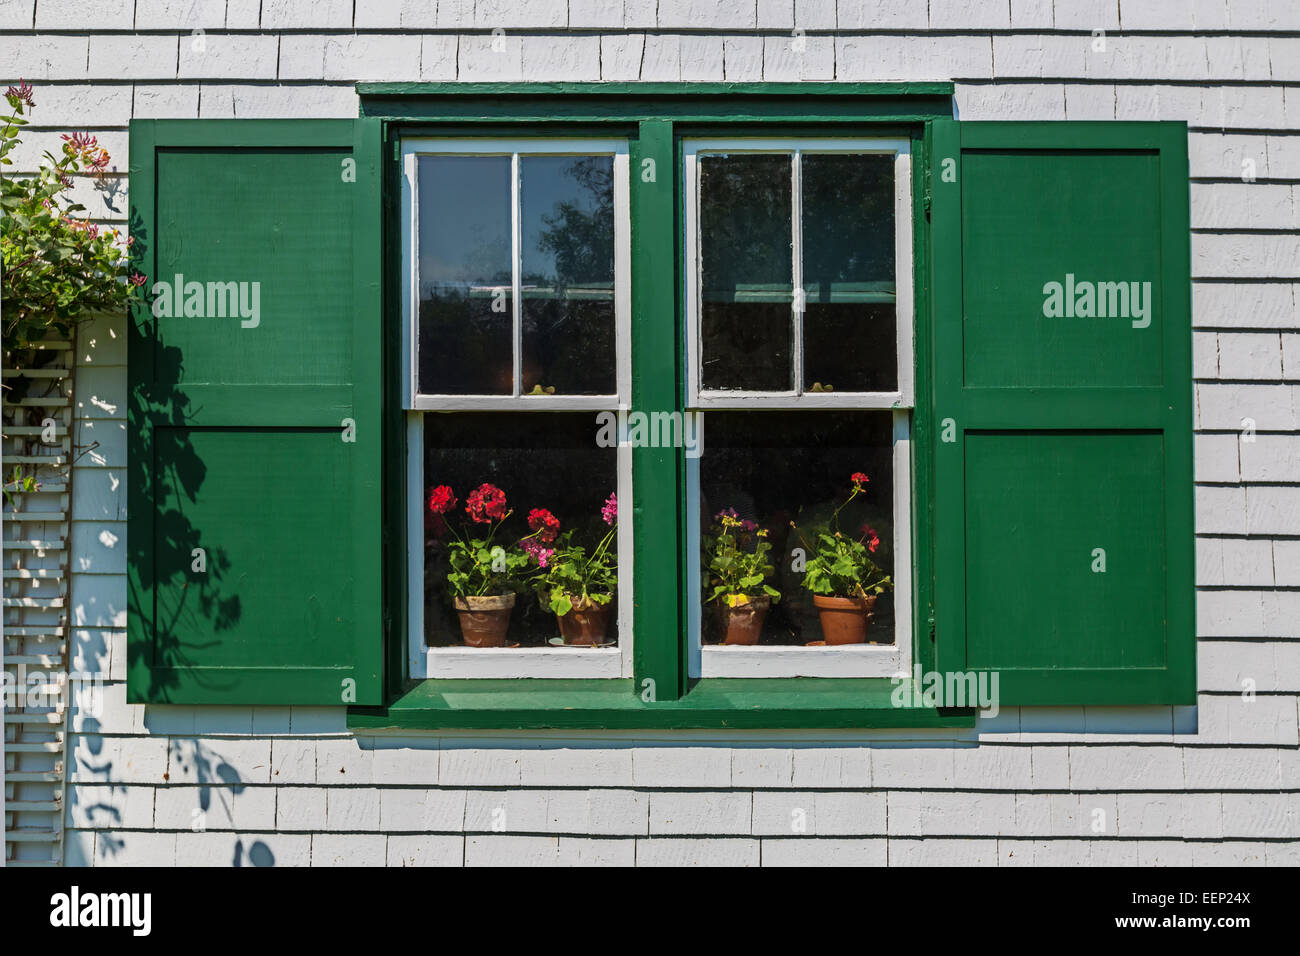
[127,119,384,705]
[930,120,1194,706]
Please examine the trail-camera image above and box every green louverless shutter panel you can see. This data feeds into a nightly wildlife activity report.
[930,120,1194,706]
[127,119,384,705]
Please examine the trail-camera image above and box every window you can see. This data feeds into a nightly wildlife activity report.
[126,87,1194,722]
[683,140,913,678]
[401,138,633,679]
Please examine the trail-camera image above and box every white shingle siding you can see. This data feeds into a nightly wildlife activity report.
[6,0,1284,866]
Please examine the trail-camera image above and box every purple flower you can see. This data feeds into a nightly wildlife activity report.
[601,492,617,526]
[715,507,739,522]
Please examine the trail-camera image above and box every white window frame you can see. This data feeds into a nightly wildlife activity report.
[683,137,914,680]
[682,138,913,409]
[401,138,633,679]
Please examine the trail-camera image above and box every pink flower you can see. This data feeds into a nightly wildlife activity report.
[6,80,34,106]
[522,539,554,568]
[128,271,147,287]
[601,492,617,526]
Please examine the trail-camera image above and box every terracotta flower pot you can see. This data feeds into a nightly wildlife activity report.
[556,597,613,646]
[718,595,771,646]
[453,593,516,647]
[812,594,877,645]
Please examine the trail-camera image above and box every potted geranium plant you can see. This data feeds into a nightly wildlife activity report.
[703,509,781,645]
[792,472,894,645]
[523,493,618,646]
[428,482,529,647]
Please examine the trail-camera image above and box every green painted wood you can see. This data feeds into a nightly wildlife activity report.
[912,125,938,678]
[127,118,383,705]
[347,678,976,730]
[357,82,954,123]
[631,120,682,702]
[930,120,1195,706]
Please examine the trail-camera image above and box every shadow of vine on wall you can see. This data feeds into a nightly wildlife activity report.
[124,207,243,700]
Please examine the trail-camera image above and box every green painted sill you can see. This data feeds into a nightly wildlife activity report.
[347,678,976,731]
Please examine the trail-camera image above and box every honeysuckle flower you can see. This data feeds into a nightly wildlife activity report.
[128,271,147,287]
[7,80,34,106]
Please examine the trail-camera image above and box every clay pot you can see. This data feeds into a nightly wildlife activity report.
[556,597,613,646]
[718,595,771,646]
[453,593,516,647]
[812,594,877,645]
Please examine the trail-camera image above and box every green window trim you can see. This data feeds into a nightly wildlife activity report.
[348,679,976,731]
[360,84,951,729]
[125,83,1194,729]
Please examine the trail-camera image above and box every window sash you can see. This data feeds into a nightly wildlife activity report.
[684,409,914,680]
[401,137,632,410]
[405,412,636,680]
[682,137,914,410]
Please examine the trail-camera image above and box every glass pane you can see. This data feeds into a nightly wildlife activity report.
[698,411,895,647]
[520,155,616,396]
[417,155,512,395]
[423,413,620,649]
[801,154,897,392]
[699,154,793,391]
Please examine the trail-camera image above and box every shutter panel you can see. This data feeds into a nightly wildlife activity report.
[127,119,384,705]
[930,120,1194,705]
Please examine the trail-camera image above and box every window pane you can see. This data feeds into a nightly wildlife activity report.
[699,411,896,647]
[699,154,793,391]
[801,154,897,392]
[423,413,620,648]
[520,156,616,396]
[417,155,512,395]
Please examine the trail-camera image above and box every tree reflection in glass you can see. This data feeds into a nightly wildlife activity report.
[521,155,616,395]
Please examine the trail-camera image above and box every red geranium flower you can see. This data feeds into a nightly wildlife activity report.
[527,507,560,543]
[861,524,881,553]
[466,483,508,523]
[428,485,457,515]
[851,471,870,488]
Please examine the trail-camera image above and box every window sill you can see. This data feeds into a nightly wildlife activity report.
[346,678,975,731]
